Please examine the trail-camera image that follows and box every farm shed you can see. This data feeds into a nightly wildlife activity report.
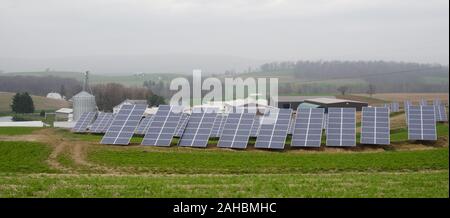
[303,97,368,112]
[276,96,336,110]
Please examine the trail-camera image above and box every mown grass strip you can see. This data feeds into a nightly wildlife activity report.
[88,146,449,174]
[0,171,447,198]
[0,127,42,136]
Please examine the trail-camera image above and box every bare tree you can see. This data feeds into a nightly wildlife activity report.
[366,84,376,97]
[337,86,350,96]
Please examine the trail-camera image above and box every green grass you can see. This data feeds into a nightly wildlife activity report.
[88,146,449,174]
[0,127,42,136]
[0,141,55,173]
[0,171,447,198]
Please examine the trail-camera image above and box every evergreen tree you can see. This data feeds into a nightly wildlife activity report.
[10,92,35,113]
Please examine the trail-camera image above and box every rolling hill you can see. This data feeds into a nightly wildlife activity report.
[0,92,70,113]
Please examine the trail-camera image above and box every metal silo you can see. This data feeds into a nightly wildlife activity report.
[72,71,97,121]
[72,91,96,121]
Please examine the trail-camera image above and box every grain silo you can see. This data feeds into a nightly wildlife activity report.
[72,71,97,121]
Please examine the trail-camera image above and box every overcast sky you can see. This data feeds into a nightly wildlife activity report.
[0,0,449,65]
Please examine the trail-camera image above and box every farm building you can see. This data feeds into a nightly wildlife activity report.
[55,108,73,121]
[303,97,368,112]
[276,96,336,110]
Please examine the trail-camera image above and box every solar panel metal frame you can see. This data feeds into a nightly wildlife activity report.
[72,112,97,133]
[291,108,325,147]
[210,114,228,137]
[254,108,292,150]
[326,108,356,147]
[135,115,154,135]
[217,113,255,149]
[100,104,147,145]
[174,113,190,137]
[407,105,437,141]
[249,116,261,137]
[178,109,217,148]
[433,99,442,106]
[141,105,183,146]
[360,107,390,145]
[89,112,114,133]
[434,105,448,122]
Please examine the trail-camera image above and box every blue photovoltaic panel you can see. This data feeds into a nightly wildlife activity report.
[217,113,255,149]
[89,113,114,133]
[249,116,261,137]
[287,114,295,135]
[433,99,442,106]
[408,106,436,141]
[210,114,227,137]
[141,105,183,146]
[174,113,190,137]
[100,104,147,145]
[360,107,390,145]
[72,112,97,133]
[434,105,448,122]
[254,108,292,150]
[420,99,427,106]
[178,109,217,148]
[326,108,356,147]
[291,108,324,147]
[391,102,400,112]
[135,115,154,135]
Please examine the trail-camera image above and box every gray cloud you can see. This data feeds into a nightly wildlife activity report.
[0,0,448,72]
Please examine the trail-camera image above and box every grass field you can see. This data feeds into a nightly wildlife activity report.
[0,111,448,197]
[0,92,69,113]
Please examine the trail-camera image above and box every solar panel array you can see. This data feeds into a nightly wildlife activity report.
[178,109,217,148]
[249,116,261,137]
[174,113,190,137]
[100,104,147,145]
[360,107,390,145]
[210,114,227,137]
[141,105,183,146]
[72,112,97,133]
[135,115,154,135]
[420,99,428,106]
[217,113,255,149]
[326,108,356,147]
[407,106,436,141]
[254,109,292,149]
[391,102,400,112]
[89,113,114,133]
[291,108,325,147]
[433,99,442,106]
[434,105,448,122]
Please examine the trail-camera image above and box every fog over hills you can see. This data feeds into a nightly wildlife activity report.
[0,54,266,75]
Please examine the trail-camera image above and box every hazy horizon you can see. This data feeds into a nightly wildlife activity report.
[0,0,448,73]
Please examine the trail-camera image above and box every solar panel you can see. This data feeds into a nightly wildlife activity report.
[178,109,217,148]
[433,99,442,106]
[100,104,147,145]
[360,107,390,145]
[326,108,356,147]
[217,113,255,149]
[323,113,328,130]
[72,112,97,133]
[404,100,412,124]
[420,99,427,106]
[174,113,190,137]
[287,114,296,135]
[141,105,183,146]
[391,102,400,112]
[254,108,292,149]
[434,105,448,122]
[408,106,436,141]
[249,116,261,137]
[89,112,114,133]
[135,115,154,135]
[210,114,227,137]
[291,108,325,147]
